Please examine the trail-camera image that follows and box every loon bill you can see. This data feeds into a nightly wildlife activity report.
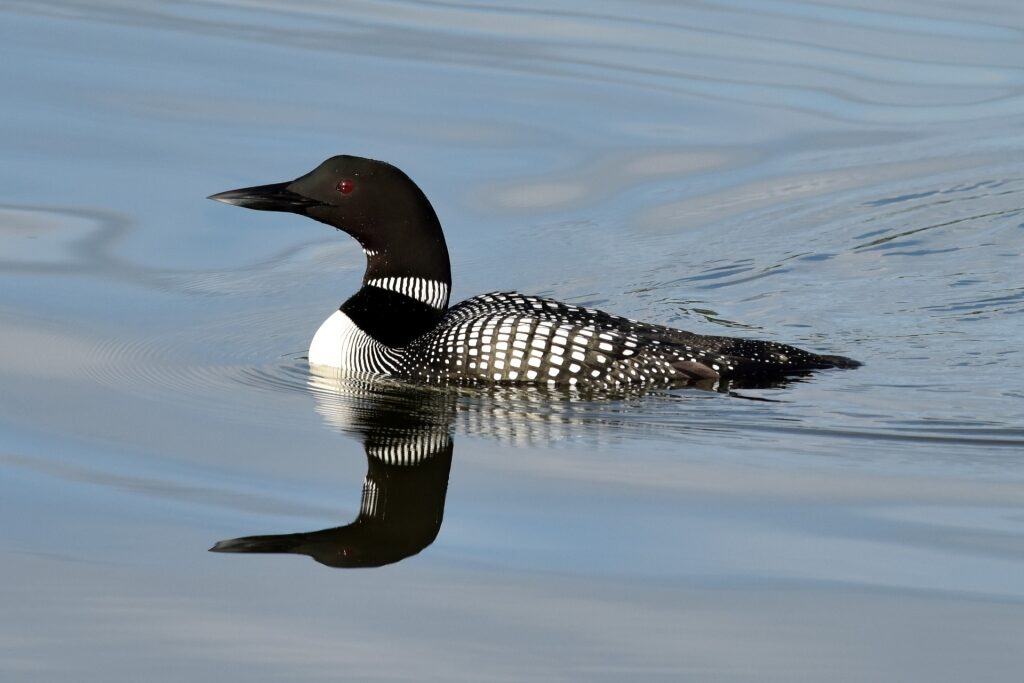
[209,155,860,390]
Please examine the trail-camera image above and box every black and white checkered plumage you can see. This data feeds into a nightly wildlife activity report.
[404,291,860,389]
[210,155,860,390]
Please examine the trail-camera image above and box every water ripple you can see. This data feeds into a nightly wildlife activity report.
[11,0,1024,123]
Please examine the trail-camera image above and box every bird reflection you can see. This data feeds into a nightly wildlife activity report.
[212,367,818,568]
[211,442,452,568]
[212,374,458,568]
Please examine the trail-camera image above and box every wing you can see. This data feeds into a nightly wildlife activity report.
[408,292,725,388]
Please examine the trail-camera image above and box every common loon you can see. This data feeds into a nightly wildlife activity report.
[209,156,860,390]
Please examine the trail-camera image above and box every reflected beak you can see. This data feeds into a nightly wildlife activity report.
[207,181,323,213]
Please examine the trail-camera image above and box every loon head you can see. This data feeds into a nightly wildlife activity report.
[209,155,451,284]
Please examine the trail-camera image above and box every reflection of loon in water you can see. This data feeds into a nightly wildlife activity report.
[212,375,456,568]
[212,366,814,568]
[211,443,452,568]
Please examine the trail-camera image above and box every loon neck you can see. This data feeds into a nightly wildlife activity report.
[359,240,452,311]
[320,180,454,347]
[360,233,451,289]
[346,191,452,290]
[340,284,448,348]
[342,215,452,347]
[340,216,451,346]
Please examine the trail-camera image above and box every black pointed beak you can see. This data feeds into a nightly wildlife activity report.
[207,181,323,213]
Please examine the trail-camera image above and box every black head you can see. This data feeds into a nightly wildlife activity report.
[209,155,451,283]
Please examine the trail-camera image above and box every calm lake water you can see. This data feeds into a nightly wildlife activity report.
[2,1,1023,680]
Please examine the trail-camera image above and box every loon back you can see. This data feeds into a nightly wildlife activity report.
[209,155,860,390]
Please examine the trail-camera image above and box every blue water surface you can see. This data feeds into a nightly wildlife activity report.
[2,1,1023,681]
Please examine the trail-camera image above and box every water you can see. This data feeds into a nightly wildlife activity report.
[2,1,1023,680]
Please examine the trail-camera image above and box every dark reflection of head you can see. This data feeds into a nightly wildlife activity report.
[212,375,457,568]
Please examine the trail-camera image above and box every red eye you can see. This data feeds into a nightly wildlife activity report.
[337,179,354,194]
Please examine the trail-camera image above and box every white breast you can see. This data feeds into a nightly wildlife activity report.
[308,310,403,373]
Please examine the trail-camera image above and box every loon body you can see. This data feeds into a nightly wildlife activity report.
[210,156,859,390]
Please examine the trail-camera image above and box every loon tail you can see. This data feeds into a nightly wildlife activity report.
[816,353,862,369]
[704,337,862,380]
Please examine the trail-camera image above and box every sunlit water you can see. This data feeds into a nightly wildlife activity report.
[2,1,1023,681]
